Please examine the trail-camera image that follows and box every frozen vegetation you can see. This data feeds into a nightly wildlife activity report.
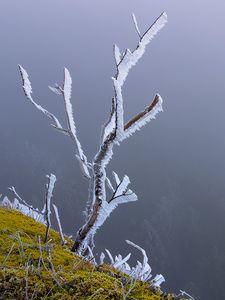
[0,11,195,300]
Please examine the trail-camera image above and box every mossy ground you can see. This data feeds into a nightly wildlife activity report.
[0,208,182,299]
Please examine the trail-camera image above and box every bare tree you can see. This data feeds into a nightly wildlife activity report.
[18,12,167,255]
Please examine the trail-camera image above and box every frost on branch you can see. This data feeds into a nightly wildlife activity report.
[1,192,46,225]
[18,65,90,178]
[53,204,65,245]
[44,174,56,242]
[178,290,195,300]
[100,240,165,289]
[19,12,167,255]
[124,94,163,139]
[18,65,63,130]
[62,68,90,178]
[132,13,141,39]
[1,174,61,241]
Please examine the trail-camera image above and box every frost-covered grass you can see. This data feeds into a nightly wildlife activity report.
[0,208,182,299]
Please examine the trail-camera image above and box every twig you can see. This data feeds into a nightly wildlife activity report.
[122,277,137,300]
[87,288,104,300]
[37,236,49,272]
[48,250,62,288]
[2,243,15,267]
[8,186,44,215]
[25,262,30,300]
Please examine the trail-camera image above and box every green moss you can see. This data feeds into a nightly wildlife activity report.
[0,208,182,299]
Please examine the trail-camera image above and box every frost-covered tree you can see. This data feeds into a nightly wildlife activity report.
[18,12,167,255]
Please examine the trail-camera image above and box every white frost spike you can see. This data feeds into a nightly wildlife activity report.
[18,65,62,129]
[113,175,130,198]
[109,174,137,205]
[52,204,65,245]
[102,110,116,143]
[100,252,105,264]
[106,177,115,193]
[132,13,141,38]
[0,196,46,224]
[113,253,131,268]
[1,196,11,207]
[62,68,90,178]
[112,77,124,141]
[141,12,167,45]
[112,192,138,205]
[152,274,165,288]
[126,240,149,274]
[112,171,120,186]
[101,241,165,288]
[8,186,45,219]
[18,65,32,99]
[63,68,75,136]
[45,174,56,227]
[87,246,95,263]
[105,249,114,264]
[113,44,122,65]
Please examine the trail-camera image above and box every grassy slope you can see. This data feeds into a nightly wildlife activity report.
[0,208,181,299]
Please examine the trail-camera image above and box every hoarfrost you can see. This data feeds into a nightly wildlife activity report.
[100,240,165,288]
[0,196,46,224]
[52,204,65,245]
[18,65,63,129]
[132,13,141,38]
[19,65,90,178]
[113,44,122,65]
[19,11,167,255]
[45,174,56,228]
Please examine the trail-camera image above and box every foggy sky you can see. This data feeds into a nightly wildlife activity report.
[1,1,225,299]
